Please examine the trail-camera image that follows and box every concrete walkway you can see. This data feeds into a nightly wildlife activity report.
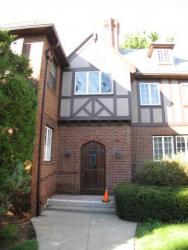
[32,210,137,250]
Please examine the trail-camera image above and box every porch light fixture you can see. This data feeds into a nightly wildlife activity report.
[115,151,121,160]
[64,149,71,158]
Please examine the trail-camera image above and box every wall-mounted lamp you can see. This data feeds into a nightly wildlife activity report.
[64,149,71,158]
[115,151,121,160]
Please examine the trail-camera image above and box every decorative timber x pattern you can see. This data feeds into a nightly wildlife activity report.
[73,98,114,118]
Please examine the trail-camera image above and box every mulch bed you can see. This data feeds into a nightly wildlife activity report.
[0,213,37,250]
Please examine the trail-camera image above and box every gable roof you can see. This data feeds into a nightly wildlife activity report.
[2,22,69,67]
[68,33,97,60]
[68,31,136,73]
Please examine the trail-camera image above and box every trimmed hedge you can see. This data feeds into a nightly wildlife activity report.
[114,183,188,222]
[135,160,188,186]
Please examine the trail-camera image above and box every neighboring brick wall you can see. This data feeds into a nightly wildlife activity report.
[57,123,132,194]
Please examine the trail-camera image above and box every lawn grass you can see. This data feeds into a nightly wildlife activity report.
[135,221,188,250]
[11,240,38,250]
[0,221,38,250]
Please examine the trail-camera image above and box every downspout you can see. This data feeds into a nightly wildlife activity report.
[36,42,60,216]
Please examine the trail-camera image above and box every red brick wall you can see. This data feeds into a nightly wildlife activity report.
[57,123,132,193]
[131,126,178,167]
[30,36,62,215]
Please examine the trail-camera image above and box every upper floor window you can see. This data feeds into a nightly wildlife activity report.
[140,82,161,106]
[153,136,174,161]
[75,71,113,95]
[181,83,188,105]
[43,126,53,161]
[48,60,57,90]
[157,49,173,64]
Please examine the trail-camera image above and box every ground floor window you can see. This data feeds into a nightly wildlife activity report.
[153,135,188,161]
[176,136,188,160]
[153,136,174,161]
[44,126,53,161]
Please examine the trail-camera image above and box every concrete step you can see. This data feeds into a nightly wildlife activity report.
[46,205,116,214]
[46,195,116,214]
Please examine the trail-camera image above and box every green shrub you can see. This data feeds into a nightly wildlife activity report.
[114,183,188,222]
[135,160,188,186]
[0,30,37,213]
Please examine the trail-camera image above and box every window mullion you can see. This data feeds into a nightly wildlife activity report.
[99,72,101,94]
[171,136,174,156]
[149,83,151,105]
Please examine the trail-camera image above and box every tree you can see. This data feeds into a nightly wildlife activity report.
[0,31,37,214]
[121,31,159,49]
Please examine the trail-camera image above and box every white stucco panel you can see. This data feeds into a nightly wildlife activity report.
[29,42,44,80]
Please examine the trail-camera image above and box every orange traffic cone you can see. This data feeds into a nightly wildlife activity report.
[103,189,109,202]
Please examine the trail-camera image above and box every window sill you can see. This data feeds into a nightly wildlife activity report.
[42,160,55,165]
[140,104,162,107]
[74,93,114,97]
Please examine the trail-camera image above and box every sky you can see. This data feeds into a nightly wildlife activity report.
[1,0,188,56]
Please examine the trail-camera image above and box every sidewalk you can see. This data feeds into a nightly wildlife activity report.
[32,210,137,250]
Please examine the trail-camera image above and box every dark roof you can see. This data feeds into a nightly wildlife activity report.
[5,23,69,67]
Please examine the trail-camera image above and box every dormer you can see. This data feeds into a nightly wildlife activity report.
[147,43,175,65]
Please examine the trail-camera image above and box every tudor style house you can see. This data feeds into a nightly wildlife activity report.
[6,19,188,216]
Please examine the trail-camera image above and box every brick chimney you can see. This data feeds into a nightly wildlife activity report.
[104,18,120,50]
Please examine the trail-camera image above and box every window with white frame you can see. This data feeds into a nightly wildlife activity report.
[176,136,188,159]
[140,82,161,105]
[153,136,174,161]
[157,49,173,64]
[181,83,188,105]
[44,126,53,161]
[75,71,112,95]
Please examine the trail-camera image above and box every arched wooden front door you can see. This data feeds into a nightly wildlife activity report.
[81,141,105,194]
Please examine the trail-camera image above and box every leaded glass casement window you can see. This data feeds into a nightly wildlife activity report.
[48,60,57,90]
[140,82,161,105]
[153,136,174,161]
[44,126,53,161]
[176,136,188,160]
[75,71,113,95]
[181,83,188,105]
[157,49,173,64]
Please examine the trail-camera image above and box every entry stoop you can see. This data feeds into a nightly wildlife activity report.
[46,195,116,214]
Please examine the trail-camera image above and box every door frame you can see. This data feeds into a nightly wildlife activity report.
[80,140,106,195]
